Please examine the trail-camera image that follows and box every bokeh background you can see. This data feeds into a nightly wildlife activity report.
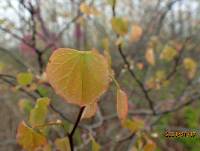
[0,0,200,151]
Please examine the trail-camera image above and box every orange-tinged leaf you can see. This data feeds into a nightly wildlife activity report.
[43,144,52,151]
[143,140,156,151]
[130,24,143,42]
[80,3,100,16]
[82,102,98,119]
[111,17,128,36]
[17,121,47,151]
[46,48,110,106]
[117,89,128,121]
[55,137,71,151]
[145,48,155,65]
[136,62,144,70]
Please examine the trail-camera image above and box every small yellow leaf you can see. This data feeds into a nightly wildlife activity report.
[160,46,177,61]
[17,72,33,86]
[17,121,47,151]
[82,102,98,119]
[111,17,128,36]
[183,58,197,79]
[29,97,50,127]
[130,24,143,42]
[80,3,100,16]
[143,140,156,151]
[80,3,90,15]
[117,89,128,121]
[145,48,155,65]
[91,136,101,151]
[46,48,110,106]
[55,137,71,151]
[122,118,144,133]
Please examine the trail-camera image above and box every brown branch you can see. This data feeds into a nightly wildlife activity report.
[112,0,156,115]
[0,26,44,73]
[68,106,85,151]
[0,46,28,69]
[0,74,88,130]
[166,37,191,80]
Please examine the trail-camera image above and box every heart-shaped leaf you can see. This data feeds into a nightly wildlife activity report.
[46,48,110,106]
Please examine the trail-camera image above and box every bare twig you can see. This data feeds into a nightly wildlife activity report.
[112,0,156,114]
[68,106,85,151]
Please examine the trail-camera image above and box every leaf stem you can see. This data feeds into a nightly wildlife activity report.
[68,106,85,151]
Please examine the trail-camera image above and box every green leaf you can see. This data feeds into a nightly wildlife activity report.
[111,17,128,36]
[55,137,71,151]
[37,85,49,97]
[29,97,50,127]
[17,72,33,86]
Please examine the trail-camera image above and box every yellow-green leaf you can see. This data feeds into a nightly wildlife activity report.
[122,118,144,133]
[117,89,128,121]
[29,97,50,127]
[183,58,197,79]
[160,46,177,61]
[91,136,101,151]
[17,121,47,151]
[17,72,33,86]
[145,48,155,65]
[55,137,71,151]
[111,17,128,36]
[46,48,110,106]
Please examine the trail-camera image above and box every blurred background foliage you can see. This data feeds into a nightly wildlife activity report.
[0,0,200,150]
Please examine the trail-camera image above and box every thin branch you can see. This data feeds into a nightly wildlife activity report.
[0,74,88,130]
[166,37,191,80]
[68,106,85,151]
[112,0,156,114]
[0,46,28,69]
